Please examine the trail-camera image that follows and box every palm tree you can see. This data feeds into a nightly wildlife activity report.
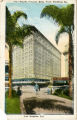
[41,4,74,97]
[6,7,29,97]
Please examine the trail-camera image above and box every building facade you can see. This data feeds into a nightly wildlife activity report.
[12,27,61,85]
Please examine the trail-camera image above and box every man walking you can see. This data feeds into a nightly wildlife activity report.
[34,83,39,95]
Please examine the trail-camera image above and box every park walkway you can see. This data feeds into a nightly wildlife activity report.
[20,86,73,114]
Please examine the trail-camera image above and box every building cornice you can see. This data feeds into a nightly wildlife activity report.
[24,26,61,54]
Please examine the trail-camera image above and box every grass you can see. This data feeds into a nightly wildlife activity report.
[5,90,21,114]
[56,94,72,100]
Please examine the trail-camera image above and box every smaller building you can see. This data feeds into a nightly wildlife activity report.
[53,77,69,86]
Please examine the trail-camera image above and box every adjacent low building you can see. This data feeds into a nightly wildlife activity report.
[12,27,61,85]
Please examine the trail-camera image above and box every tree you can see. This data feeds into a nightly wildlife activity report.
[41,4,74,97]
[6,7,29,97]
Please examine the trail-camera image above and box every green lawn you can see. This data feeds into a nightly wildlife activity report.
[5,91,21,114]
[58,94,72,100]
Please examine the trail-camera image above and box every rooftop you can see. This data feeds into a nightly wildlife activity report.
[24,25,61,54]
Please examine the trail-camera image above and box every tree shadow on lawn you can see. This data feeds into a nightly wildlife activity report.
[23,97,73,114]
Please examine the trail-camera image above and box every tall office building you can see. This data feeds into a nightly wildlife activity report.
[12,27,61,84]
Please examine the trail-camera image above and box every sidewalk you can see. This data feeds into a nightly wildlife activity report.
[20,86,73,114]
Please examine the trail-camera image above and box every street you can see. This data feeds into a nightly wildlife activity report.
[19,85,73,114]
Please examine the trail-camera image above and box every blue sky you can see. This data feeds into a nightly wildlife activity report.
[6,2,68,44]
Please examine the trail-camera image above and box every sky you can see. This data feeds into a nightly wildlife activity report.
[6,2,69,52]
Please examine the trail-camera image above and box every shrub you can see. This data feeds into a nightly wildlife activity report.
[54,88,72,100]
[6,89,17,97]
[54,88,63,95]
[63,89,69,96]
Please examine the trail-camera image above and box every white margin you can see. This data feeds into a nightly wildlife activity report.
[0,0,77,120]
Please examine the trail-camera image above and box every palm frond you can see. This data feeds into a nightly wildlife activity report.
[41,4,74,27]
[11,25,35,47]
[12,11,27,25]
[6,7,28,47]
[40,5,62,25]
[6,7,14,43]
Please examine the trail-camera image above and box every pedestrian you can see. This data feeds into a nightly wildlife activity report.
[39,85,40,91]
[47,87,50,95]
[17,86,22,96]
[34,83,39,95]
[51,87,54,94]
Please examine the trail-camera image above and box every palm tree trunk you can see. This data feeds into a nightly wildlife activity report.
[68,32,72,97]
[8,46,12,97]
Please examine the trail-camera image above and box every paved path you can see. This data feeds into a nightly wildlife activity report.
[19,86,73,114]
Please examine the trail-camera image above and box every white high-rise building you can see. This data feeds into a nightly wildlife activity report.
[12,27,61,85]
